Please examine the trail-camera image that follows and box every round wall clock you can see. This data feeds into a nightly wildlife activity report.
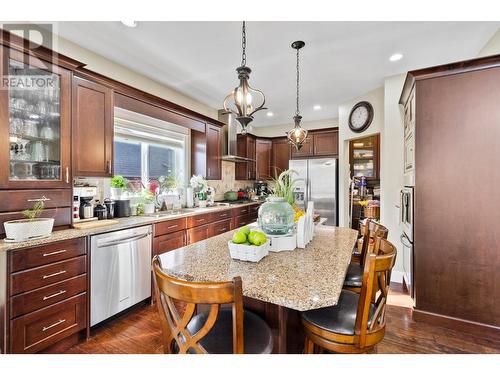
[348,101,374,133]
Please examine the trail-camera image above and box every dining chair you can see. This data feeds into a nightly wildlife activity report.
[344,220,389,293]
[301,237,397,354]
[152,256,273,354]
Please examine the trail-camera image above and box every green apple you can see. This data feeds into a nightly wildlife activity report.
[232,231,247,244]
[239,226,250,236]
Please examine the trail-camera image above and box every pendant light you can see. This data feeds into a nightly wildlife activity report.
[223,21,267,134]
[287,41,308,150]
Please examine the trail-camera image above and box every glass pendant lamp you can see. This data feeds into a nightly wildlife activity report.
[287,41,308,150]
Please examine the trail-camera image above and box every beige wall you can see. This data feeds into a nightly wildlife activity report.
[478,28,500,57]
[50,34,219,120]
[251,118,338,138]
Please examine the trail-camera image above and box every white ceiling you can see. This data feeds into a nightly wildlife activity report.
[54,21,499,127]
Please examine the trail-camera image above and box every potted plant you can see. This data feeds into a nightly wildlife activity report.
[141,189,156,214]
[3,198,54,241]
[190,174,208,208]
[110,175,127,199]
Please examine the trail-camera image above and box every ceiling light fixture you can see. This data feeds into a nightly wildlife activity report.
[266,112,274,117]
[389,53,403,62]
[121,21,137,28]
[286,41,308,151]
[313,105,321,110]
[223,21,266,134]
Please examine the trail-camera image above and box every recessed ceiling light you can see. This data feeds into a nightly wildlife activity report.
[313,105,321,111]
[266,112,274,117]
[389,53,403,62]
[121,21,137,28]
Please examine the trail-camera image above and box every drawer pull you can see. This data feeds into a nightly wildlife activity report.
[42,319,66,332]
[218,227,227,232]
[27,197,51,202]
[196,218,205,222]
[168,224,178,229]
[42,270,66,279]
[42,249,67,257]
[43,289,67,301]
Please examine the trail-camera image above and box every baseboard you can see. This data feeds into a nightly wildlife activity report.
[412,309,500,340]
[390,270,404,283]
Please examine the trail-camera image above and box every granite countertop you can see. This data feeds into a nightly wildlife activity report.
[158,225,358,311]
[0,201,262,253]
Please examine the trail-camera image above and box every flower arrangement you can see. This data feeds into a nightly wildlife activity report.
[190,175,208,194]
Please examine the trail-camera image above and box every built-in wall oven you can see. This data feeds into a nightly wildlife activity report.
[400,186,414,297]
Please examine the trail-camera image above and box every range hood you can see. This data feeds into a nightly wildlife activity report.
[218,109,254,162]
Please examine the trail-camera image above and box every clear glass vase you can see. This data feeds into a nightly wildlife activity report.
[257,196,295,235]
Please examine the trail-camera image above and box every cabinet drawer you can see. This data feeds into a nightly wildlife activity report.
[233,214,254,229]
[209,219,232,237]
[248,204,261,215]
[10,237,86,273]
[153,230,186,255]
[232,206,249,217]
[0,207,71,237]
[10,274,87,318]
[0,189,72,213]
[10,256,87,296]
[154,217,186,237]
[10,293,87,354]
[210,209,232,222]
[186,225,210,244]
[186,213,212,228]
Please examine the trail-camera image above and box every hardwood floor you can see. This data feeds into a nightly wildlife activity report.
[67,287,500,354]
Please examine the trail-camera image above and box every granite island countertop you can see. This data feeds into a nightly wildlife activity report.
[158,225,358,311]
[0,201,262,252]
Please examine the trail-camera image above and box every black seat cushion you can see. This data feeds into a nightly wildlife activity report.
[184,307,273,354]
[343,263,363,288]
[301,290,376,335]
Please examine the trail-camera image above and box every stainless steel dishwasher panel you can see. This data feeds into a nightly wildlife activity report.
[90,225,152,326]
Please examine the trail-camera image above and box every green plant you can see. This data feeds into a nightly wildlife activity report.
[110,175,127,189]
[159,175,179,191]
[270,169,302,206]
[136,203,145,216]
[141,189,155,204]
[22,198,45,221]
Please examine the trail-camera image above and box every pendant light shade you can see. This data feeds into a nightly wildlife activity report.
[287,40,308,150]
[223,21,266,134]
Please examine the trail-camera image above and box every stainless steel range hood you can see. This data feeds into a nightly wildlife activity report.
[218,109,254,162]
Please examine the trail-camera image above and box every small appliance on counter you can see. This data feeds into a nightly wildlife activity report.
[254,181,269,197]
[114,199,131,218]
[73,186,98,223]
[104,198,115,219]
[93,200,107,220]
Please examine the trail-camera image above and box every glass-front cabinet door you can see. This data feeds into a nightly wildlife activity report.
[0,46,71,188]
[349,134,380,181]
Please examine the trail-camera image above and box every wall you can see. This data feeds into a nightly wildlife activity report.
[49,34,219,120]
[251,118,338,138]
[338,86,384,227]
[477,27,500,57]
[206,161,255,201]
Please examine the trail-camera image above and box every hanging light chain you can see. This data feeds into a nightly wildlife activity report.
[241,21,247,67]
[295,46,300,116]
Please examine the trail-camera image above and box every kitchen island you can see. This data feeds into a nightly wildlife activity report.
[158,225,358,353]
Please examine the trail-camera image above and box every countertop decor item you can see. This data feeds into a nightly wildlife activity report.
[3,198,54,241]
[258,196,295,236]
[286,41,308,151]
[224,190,238,201]
[223,21,267,134]
[110,175,127,199]
[270,169,302,206]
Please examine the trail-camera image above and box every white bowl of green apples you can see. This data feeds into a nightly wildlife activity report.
[228,226,269,262]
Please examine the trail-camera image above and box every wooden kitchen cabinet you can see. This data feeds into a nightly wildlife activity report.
[349,134,380,181]
[153,230,186,255]
[191,123,222,180]
[255,138,272,180]
[0,46,72,189]
[290,137,313,158]
[72,76,114,177]
[235,134,256,180]
[186,224,211,244]
[313,130,338,156]
[271,137,290,177]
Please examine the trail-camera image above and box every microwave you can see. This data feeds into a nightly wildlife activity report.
[400,186,414,242]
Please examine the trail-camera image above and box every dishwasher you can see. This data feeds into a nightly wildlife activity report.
[90,225,152,326]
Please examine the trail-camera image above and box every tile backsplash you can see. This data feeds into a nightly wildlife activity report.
[207,161,255,200]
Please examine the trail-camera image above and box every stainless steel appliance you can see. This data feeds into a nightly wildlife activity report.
[400,186,414,297]
[90,225,152,326]
[218,109,254,162]
[73,186,98,223]
[289,158,337,226]
[254,181,269,197]
[114,199,131,218]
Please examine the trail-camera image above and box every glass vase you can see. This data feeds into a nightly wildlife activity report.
[257,196,295,235]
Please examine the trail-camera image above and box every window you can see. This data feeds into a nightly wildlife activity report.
[113,108,189,192]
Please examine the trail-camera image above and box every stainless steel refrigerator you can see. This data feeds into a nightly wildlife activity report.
[289,158,338,226]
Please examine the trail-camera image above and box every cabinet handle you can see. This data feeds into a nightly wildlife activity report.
[42,319,66,332]
[218,227,227,232]
[196,218,205,222]
[168,224,178,229]
[65,167,69,184]
[220,213,227,217]
[27,197,51,202]
[107,160,112,174]
[43,289,66,301]
[208,167,211,177]
[43,249,66,257]
[42,270,66,279]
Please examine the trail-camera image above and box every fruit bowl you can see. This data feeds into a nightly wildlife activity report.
[228,240,270,262]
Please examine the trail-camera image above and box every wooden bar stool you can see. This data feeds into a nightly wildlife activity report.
[344,220,389,293]
[152,256,273,354]
[301,237,397,354]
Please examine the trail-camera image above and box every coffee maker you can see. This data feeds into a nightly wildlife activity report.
[254,181,269,197]
[73,186,98,223]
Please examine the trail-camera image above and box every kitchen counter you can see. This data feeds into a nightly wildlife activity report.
[157,225,358,311]
[0,201,262,252]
